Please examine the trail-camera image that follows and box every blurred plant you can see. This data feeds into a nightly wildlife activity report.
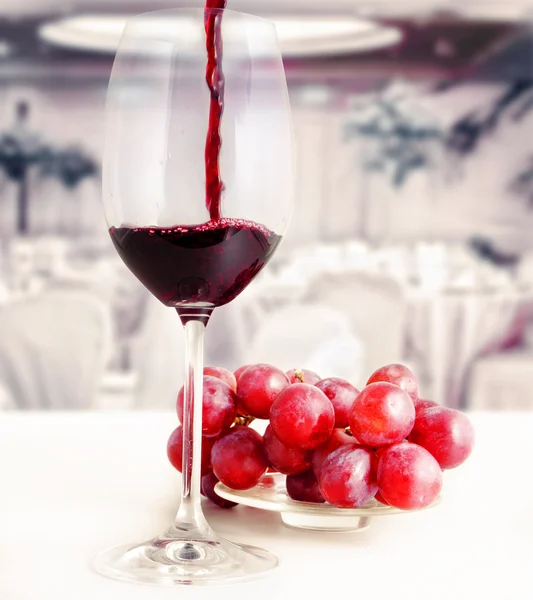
[509,154,533,209]
[447,80,533,155]
[444,80,533,210]
[345,82,444,187]
[0,101,99,235]
[468,236,519,268]
[39,146,98,188]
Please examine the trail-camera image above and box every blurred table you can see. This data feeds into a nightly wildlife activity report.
[251,264,533,406]
[1,412,532,600]
[407,287,533,407]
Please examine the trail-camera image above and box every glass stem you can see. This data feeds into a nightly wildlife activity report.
[175,319,209,533]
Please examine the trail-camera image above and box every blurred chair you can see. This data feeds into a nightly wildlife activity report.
[130,298,185,410]
[0,380,15,410]
[32,236,68,277]
[205,293,253,371]
[516,252,533,286]
[8,239,35,278]
[467,350,533,410]
[130,295,249,409]
[306,272,407,378]
[0,290,112,409]
[8,238,44,297]
[247,303,364,383]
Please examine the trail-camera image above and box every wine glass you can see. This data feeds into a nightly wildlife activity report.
[95,8,293,586]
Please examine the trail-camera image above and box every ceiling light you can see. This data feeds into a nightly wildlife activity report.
[38,14,402,58]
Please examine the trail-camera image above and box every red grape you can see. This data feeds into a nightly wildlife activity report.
[374,490,390,505]
[263,425,313,475]
[319,446,377,508]
[416,399,439,415]
[204,366,237,392]
[312,428,358,477]
[286,470,325,503]
[233,366,254,416]
[349,382,415,447]
[234,364,251,382]
[408,406,474,470]
[367,363,419,405]
[177,375,236,438]
[377,442,442,510]
[270,383,335,450]
[237,363,290,419]
[286,368,321,385]
[201,471,238,509]
[211,427,268,490]
[233,394,249,418]
[167,426,214,475]
[315,377,359,428]
[370,444,404,504]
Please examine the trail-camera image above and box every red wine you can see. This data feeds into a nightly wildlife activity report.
[204,0,227,220]
[109,219,281,323]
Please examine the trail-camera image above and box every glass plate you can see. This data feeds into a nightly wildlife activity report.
[215,473,440,532]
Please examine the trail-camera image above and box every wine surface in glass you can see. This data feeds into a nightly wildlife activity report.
[110,219,281,310]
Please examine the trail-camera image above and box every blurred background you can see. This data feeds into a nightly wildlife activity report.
[1,0,533,412]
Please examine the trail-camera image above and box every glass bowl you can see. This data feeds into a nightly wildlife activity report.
[215,473,440,532]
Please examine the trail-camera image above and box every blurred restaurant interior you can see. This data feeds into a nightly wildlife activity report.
[0,0,533,411]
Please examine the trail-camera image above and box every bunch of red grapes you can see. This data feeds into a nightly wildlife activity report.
[167,363,474,511]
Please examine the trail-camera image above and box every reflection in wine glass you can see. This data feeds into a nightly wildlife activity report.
[95,8,294,586]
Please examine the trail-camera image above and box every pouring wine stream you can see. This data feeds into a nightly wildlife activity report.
[204,0,227,221]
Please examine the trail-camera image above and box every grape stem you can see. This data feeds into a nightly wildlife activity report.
[293,369,305,383]
[234,415,255,427]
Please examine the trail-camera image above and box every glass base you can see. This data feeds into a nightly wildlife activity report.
[94,528,278,586]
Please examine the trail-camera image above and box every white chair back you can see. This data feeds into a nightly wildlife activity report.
[248,303,364,384]
[32,236,69,277]
[130,295,249,409]
[0,290,112,409]
[306,271,407,378]
[130,298,185,410]
[517,252,533,286]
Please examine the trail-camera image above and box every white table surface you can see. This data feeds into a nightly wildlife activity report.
[1,411,532,600]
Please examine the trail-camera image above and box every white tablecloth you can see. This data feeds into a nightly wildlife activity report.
[406,288,533,407]
[1,412,532,600]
